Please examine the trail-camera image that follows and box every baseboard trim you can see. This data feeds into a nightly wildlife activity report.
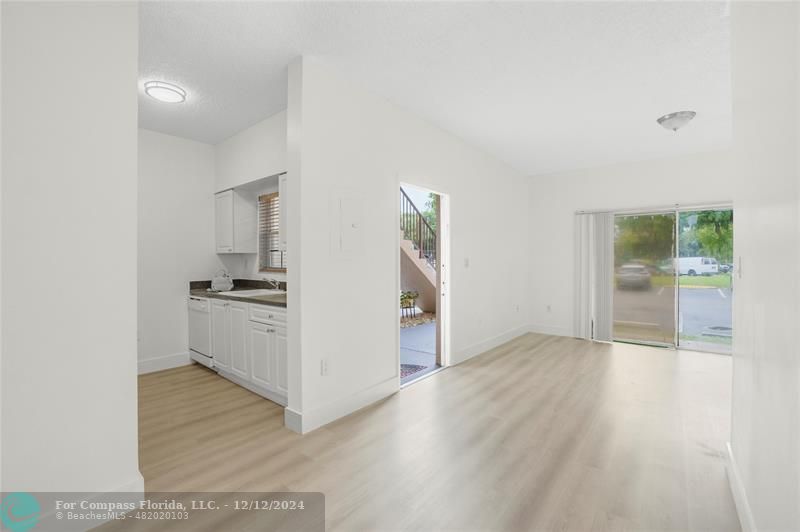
[284,407,303,433]
[452,325,529,365]
[138,351,191,374]
[286,376,398,434]
[529,323,572,338]
[726,442,756,532]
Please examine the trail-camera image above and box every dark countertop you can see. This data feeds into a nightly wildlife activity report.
[189,288,287,308]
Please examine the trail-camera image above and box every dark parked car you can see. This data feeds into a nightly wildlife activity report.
[616,264,652,290]
[719,263,734,273]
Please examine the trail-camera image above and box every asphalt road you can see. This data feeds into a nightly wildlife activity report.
[679,287,732,336]
[613,286,732,339]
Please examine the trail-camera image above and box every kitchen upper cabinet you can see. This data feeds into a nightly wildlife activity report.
[215,191,234,253]
[229,301,249,379]
[215,189,257,254]
[210,299,230,371]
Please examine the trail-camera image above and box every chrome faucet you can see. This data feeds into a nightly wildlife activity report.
[262,277,281,290]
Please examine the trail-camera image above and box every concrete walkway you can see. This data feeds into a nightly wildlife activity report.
[400,321,438,385]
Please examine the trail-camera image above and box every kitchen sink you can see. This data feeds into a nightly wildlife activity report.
[218,289,285,297]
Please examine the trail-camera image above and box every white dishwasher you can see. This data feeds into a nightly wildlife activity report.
[188,296,213,368]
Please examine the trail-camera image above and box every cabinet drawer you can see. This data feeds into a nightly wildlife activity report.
[188,296,209,312]
[248,305,286,324]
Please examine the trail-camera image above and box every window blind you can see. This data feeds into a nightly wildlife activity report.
[258,192,286,271]
[574,212,613,341]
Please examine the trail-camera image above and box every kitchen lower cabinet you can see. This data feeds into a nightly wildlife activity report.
[246,321,288,404]
[208,300,287,406]
[210,299,231,371]
[228,301,249,380]
[275,326,288,395]
[248,321,274,390]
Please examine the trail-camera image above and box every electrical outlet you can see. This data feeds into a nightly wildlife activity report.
[546,304,552,312]
[320,358,329,376]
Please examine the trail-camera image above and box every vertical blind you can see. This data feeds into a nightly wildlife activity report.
[258,192,286,271]
[574,212,614,341]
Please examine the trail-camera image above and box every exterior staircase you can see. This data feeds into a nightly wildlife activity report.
[400,187,437,313]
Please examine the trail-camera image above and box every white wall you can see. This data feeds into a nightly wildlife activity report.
[727,3,799,530]
[1,2,142,492]
[138,129,226,373]
[286,58,531,432]
[528,149,733,336]
[215,110,287,192]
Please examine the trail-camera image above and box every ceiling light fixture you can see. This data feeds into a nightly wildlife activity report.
[657,111,696,132]
[144,81,186,103]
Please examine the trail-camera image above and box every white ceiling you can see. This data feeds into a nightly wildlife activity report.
[139,2,731,176]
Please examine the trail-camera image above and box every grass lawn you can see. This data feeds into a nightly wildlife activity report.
[679,333,732,345]
[678,273,732,288]
[651,273,732,288]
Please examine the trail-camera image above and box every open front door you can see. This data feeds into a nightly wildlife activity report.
[399,184,447,385]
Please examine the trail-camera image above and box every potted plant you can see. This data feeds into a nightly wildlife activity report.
[400,290,419,317]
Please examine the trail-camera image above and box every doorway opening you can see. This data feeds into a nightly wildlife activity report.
[399,184,447,385]
[612,207,733,354]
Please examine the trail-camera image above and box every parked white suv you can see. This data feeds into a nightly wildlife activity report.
[678,257,718,276]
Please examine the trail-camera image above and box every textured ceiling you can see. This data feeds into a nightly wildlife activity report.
[139,2,731,176]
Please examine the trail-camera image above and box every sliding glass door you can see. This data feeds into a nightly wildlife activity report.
[613,213,677,346]
[677,210,733,354]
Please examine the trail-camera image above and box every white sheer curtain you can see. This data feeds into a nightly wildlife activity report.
[574,212,614,342]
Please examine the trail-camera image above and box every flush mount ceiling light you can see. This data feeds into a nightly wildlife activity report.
[657,111,696,132]
[144,81,186,103]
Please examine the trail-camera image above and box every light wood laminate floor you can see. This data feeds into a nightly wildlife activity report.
[138,333,740,531]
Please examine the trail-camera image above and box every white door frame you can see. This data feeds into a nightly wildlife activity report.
[396,181,451,387]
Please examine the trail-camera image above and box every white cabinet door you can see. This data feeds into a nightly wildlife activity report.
[215,190,234,253]
[278,173,288,252]
[275,325,288,395]
[233,190,258,254]
[248,321,273,390]
[210,299,230,370]
[229,301,249,379]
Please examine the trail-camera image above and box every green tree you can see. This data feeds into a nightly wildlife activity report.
[614,214,675,266]
[679,227,701,257]
[679,210,733,263]
[423,193,438,233]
